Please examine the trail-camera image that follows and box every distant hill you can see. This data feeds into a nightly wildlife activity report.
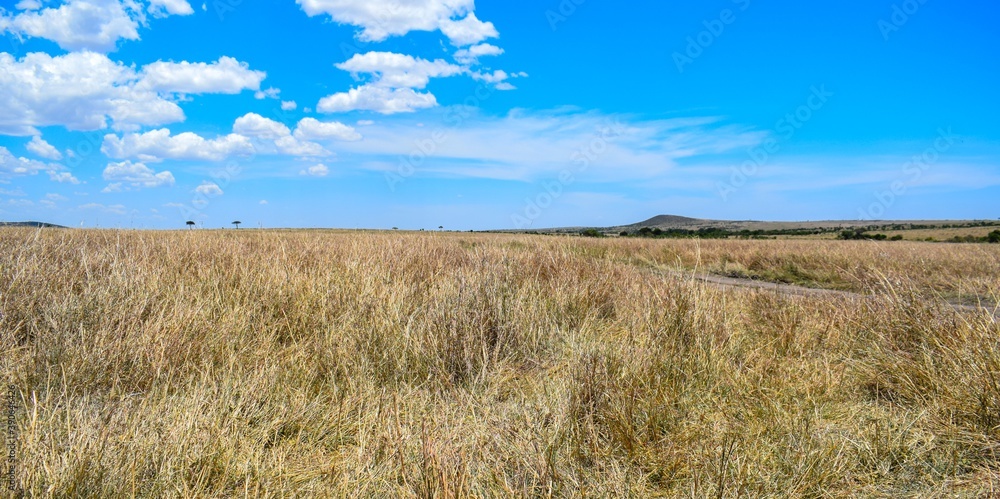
[614,215,855,231]
[502,214,1000,235]
[0,221,67,228]
[612,215,992,232]
[627,215,709,228]
[623,215,719,229]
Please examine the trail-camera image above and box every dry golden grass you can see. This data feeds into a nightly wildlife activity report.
[774,226,1000,242]
[878,227,1000,241]
[610,237,1000,301]
[2,228,999,497]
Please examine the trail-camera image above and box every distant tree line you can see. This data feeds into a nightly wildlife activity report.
[614,226,840,239]
[838,229,898,241]
[584,226,1000,243]
[839,229,1000,243]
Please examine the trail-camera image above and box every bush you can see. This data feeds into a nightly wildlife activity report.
[989,230,1000,243]
[580,229,604,238]
[840,229,887,241]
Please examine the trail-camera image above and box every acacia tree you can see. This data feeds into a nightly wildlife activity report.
[186,221,195,230]
[232,221,241,229]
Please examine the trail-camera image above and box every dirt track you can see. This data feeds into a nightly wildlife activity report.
[660,269,999,320]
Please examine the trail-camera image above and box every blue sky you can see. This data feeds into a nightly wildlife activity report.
[0,0,997,230]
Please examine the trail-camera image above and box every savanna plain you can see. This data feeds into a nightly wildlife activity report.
[2,228,999,497]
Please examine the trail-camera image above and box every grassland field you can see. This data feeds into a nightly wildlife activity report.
[1,228,999,496]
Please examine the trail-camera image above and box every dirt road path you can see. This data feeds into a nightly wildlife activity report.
[657,268,998,320]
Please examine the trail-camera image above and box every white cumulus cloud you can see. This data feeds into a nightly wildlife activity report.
[0,51,265,136]
[15,0,42,10]
[254,87,281,100]
[274,135,329,157]
[438,11,496,47]
[139,57,266,95]
[49,171,81,184]
[233,113,291,140]
[470,69,517,90]
[317,52,462,114]
[1,145,77,183]
[318,85,437,114]
[336,51,462,89]
[300,163,329,177]
[0,51,179,135]
[26,136,63,160]
[317,50,516,114]
[148,0,193,16]
[470,69,508,83]
[293,118,361,141]
[194,181,222,196]
[231,113,331,158]
[295,0,496,46]
[102,128,255,162]
[102,160,174,191]
[1,146,49,176]
[0,0,192,52]
[453,42,503,64]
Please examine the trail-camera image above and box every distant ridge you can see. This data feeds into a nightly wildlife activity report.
[0,221,67,228]
[609,215,995,233]
[503,215,999,234]
[630,215,707,227]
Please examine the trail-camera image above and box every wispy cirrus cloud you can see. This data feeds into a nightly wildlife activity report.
[337,109,766,182]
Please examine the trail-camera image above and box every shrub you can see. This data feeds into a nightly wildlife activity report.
[840,229,887,241]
